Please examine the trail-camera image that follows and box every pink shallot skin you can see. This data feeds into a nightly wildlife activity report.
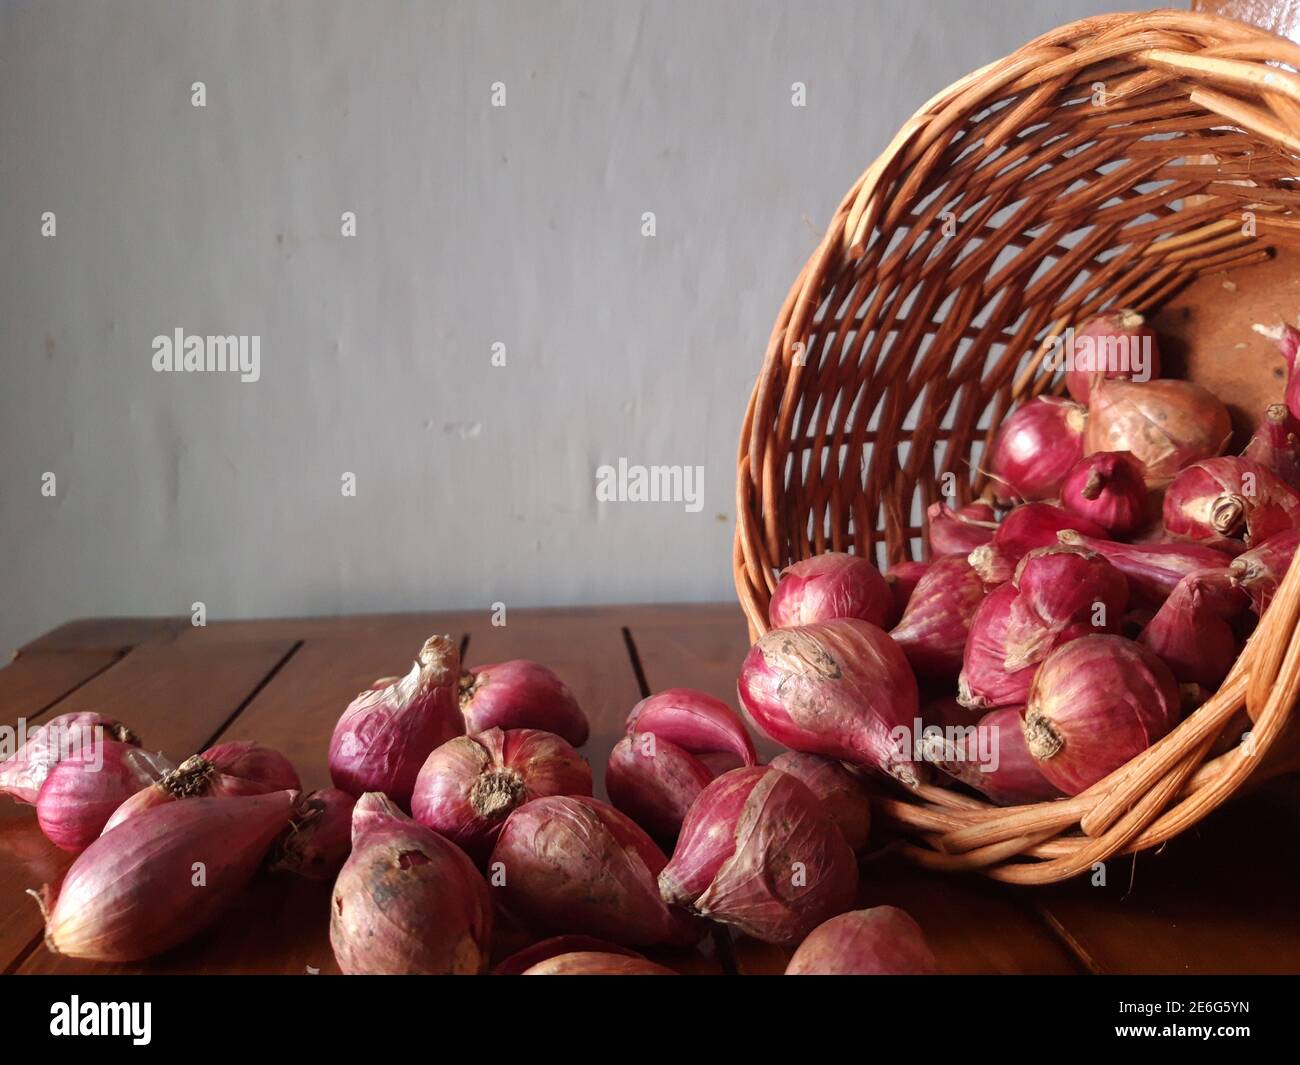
[1229,528,1300,614]
[606,732,714,843]
[1242,405,1300,491]
[1059,450,1150,538]
[36,743,173,852]
[926,501,996,558]
[988,396,1087,503]
[769,751,872,851]
[967,503,1106,585]
[1058,529,1234,607]
[768,551,894,630]
[786,906,938,975]
[958,584,1040,712]
[39,790,297,962]
[270,787,357,881]
[493,935,642,976]
[521,952,678,975]
[625,688,757,766]
[331,793,493,975]
[884,560,931,625]
[659,767,858,946]
[889,558,986,680]
[1064,309,1161,405]
[921,706,1061,805]
[1139,570,1240,690]
[459,659,589,747]
[0,713,140,806]
[1164,457,1300,552]
[740,618,922,784]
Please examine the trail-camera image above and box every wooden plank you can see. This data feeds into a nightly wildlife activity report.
[625,608,1085,975]
[1035,777,1300,975]
[16,617,188,657]
[0,652,121,724]
[1,630,297,974]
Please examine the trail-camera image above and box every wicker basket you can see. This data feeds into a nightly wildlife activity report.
[733,10,1300,883]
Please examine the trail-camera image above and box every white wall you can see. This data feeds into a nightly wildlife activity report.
[1,0,1130,654]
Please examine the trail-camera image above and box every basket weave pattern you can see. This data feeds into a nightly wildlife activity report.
[733,11,1300,882]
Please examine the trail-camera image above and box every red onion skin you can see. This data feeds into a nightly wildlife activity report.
[1060,451,1149,538]
[989,396,1087,503]
[768,552,893,630]
[888,558,987,681]
[658,767,858,946]
[927,502,997,557]
[37,790,297,961]
[1229,528,1300,613]
[625,688,757,766]
[958,584,1040,711]
[493,935,643,975]
[921,706,1061,805]
[459,660,589,748]
[740,618,921,784]
[1164,457,1300,551]
[331,793,493,975]
[270,788,357,881]
[37,743,173,852]
[1085,377,1232,488]
[1065,310,1161,404]
[1058,529,1234,607]
[768,751,872,851]
[968,503,1106,585]
[201,741,301,793]
[1003,546,1128,668]
[606,733,713,843]
[522,952,677,975]
[0,714,139,806]
[1022,635,1180,795]
[411,728,592,859]
[1243,405,1300,491]
[1139,571,1239,689]
[489,795,695,947]
[884,560,930,625]
[786,906,938,975]
[329,634,463,807]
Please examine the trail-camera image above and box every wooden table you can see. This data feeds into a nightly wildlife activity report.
[2,606,1297,976]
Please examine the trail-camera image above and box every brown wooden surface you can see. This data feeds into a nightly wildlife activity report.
[1,607,1297,974]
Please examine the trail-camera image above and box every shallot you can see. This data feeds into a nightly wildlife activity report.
[1242,405,1300,491]
[459,660,589,747]
[768,551,893,629]
[968,503,1106,585]
[411,727,592,858]
[1059,451,1149,538]
[1085,377,1231,488]
[1058,529,1234,607]
[1064,309,1160,404]
[606,732,713,842]
[1139,570,1239,689]
[1164,457,1300,551]
[36,743,174,852]
[888,557,987,680]
[920,706,1061,804]
[270,788,357,880]
[958,584,1038,711]
[1228,528,1300,613]
[658,767,858,945]
[927,501,997,557]
[522,952,677,976]
[1022,635,1180,795]
[0,714,140,806]
[331,793,493,974]
[625,688,756,766]
[329,634,463,807]
[785,906,938,975]
[493,935,642,975]
[739,618,921,784]
[769,751,872,851]
[34,790,296,961]
[884,560,930,622]
[988,396,1087,503]
[1254,320,1300,430]
[489,795,696,946]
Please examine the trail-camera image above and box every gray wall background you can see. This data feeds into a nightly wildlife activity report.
[1,0,1131,655]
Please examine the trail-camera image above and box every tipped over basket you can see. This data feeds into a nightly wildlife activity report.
[733,10,1300,883]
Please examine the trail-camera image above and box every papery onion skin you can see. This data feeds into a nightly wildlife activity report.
[270,788,357,881]
[0,714,140,806]
[1022,635,1180,796]
[768,751,872,852]
[606,733,713,843]
[957,584,1039,711]
[1057,529,1235,608]
[331,793,494,975]
[1243,405,1300,491]
[411,727,592,859]
[625,689,757,767]
[1060,451,1149,538]
[768,552,893,629]
[1228,528,1300,614]
[1139,570,1240,689]
[920,707,1061,805]
[741,618,921,784]
[329,634,464,807]
[1085,377,1232,488]
[459,660,589,748]
[489,795,695,947]
[927,502,997,558]
[202,741,301,793]
[968,503,1106,585]
[885,561,930,625]
[493,935,643,975]
[1163,457,1300,551]
[988,397,1087,503]
[36,743,174,852]
[785,906,938,975]
[1064,309,1161,404]
[888,558,987,681]
[522,952,678,975]
[658,767,858,946]
[35,790,296,961]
